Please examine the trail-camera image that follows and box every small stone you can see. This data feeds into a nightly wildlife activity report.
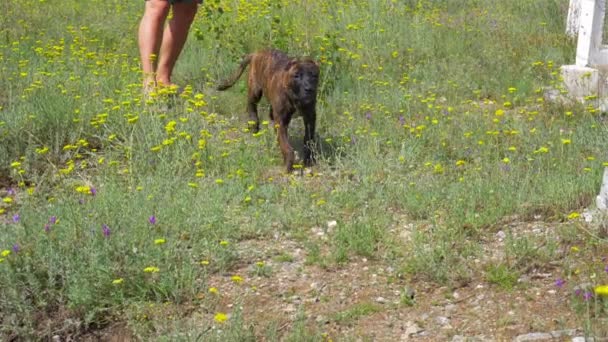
[549,330,576,338]
[52,336,61,342]
[376,296,387,304]
[402,321,423,338]
[583,210,594,223]
[571,337,587,342]
[436,316,450,326]
[327,220,338,229]
[496,230,506,240]
[444,304,456,312]
[514,332,553,341]
[315,315,329,324]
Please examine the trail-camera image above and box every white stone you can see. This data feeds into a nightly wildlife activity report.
[514,332,553,341]
[402,321,423,338]
[436,316,450,326]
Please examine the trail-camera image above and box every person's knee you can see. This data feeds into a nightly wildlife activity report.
[144,0,171,19]
[173,3,198,24]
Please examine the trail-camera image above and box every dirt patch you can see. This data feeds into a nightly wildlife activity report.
[191,227,581,341]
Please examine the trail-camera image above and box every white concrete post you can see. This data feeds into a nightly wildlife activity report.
[598,168,608,210]
[561,0,608,111]
[563,0,608,211]
[575,0,606,66]
[567,0,582,37]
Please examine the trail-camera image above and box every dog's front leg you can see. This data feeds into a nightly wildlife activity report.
[302,105,316,167]
[276,111,295,172]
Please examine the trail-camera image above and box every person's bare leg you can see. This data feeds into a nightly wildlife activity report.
[138,0,171,90]
[156,1,198,86]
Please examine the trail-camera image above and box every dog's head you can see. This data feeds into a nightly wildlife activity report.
[286,58,320,105]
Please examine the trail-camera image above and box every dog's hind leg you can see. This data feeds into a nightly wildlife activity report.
[268,106,278,133]
[246,87,262,133]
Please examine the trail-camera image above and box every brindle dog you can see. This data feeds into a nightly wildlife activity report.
[216,49,320,172]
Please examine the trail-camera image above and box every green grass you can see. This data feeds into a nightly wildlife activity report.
[1,0,607,340]
[332,302,384,325]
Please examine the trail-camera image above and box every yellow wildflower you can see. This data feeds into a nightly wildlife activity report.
[594,285,608,296]
[567,212,580,220]
[143,266,160,273]
[214,312,228,323]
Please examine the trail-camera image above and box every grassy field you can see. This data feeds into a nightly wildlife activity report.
[1,0,608,340]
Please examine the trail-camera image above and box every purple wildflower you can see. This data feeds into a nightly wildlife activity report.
[399,116,405,125]
[149,215,157,225]
[44,224,51,233]
[583,291,593,301]
[12,243,20,253]
[49,216,57,224]
[575,288,582,296]
[90,187,97,196]
[7,188,15,196]
[365,111,372,120]
[554,278,565,288]
[12,214,20,223]
[102,224,111,237]
[605,264,608,273]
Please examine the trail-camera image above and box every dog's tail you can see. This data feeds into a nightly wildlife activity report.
[216,54,252,91]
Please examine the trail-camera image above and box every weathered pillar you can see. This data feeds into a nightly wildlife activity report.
[566,0,582,37]
[561,0,608,111]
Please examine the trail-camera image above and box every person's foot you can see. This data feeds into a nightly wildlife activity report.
[156,81,181,96]
[142,77,157,101]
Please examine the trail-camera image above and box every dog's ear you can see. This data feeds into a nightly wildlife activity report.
[301,57,320,68]
[285,59,298,71]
